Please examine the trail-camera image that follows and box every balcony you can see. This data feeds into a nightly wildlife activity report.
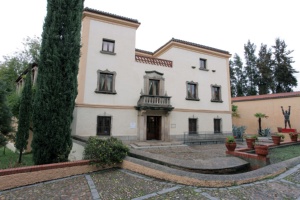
[135,95,174,111]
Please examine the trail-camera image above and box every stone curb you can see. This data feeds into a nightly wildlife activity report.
[0,160,91,176]
[121,155,300,187]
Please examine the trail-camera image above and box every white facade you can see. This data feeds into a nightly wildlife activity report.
[72,8,232,142]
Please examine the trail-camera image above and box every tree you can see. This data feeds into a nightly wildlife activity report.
[232,54,247,96]
[254,113,267,136]
[0,80,13,136]
[0,36,41,94]
[32,0,84,164]
[0,80,13,155]
[0,36,40,119]
[272,38,298,93]
[0,133,8,155]
[15,69,32,163]
[244,40,259,96]
[256,44,273,94]
[229,60,237,97]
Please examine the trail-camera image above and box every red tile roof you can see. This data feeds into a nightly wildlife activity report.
[135,55,172,67]
[232,91,300,102]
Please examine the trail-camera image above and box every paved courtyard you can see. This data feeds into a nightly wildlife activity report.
[1,164,300,200]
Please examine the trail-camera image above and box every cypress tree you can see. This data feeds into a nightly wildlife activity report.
[229,60,237,97]
[256,44,273,94]
[244,40,259,96]
[233,54,247,97]
[32,0,83,164]
[15,68,32,163]
[272,38,298,93]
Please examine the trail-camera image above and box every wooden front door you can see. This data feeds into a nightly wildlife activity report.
[147,116,161,140]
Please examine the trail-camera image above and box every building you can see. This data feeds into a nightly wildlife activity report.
[232,92,300,135]
[71,8,232,142]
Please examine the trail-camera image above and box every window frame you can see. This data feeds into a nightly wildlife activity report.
[186,81,199,101]
[199,58,208,71]
[95,69,117,94]
[101,39,116,55]
[97,116,111,136]
[211,84,223,103]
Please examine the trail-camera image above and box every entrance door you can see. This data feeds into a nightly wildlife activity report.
[147,116,161,140]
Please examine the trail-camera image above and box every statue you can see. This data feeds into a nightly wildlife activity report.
[281,106,291,129]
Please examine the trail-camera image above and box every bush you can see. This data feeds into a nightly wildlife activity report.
[232,125,246,139]
[83,137,129,166]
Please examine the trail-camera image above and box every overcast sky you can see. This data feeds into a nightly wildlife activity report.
[0,0,299,90]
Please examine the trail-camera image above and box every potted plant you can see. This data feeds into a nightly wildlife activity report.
[271,133,285,145]
[225,136,236,151]
[254,142,268,157]
[289,132,298,142]
[244,134,258,149]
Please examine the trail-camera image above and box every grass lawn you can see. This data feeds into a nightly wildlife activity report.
[269,144,300,164]
[0,147,34,169]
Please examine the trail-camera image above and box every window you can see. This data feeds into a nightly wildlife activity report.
[143,71,165,96]
[101,39,115,54]
[189,118,197,134]
[186,81,199,101]
[211,85,222,102]
[97,116,111,135]
[149,79,160,95]
[214,118,221,133]
[200,58,207,69]
[95,69,116,94]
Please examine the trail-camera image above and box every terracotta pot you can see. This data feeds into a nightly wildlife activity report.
[290,135,298,142]
[246,138,256,149]
[271,136,281,145]
[255,145,268,156]
[225,142,236,151]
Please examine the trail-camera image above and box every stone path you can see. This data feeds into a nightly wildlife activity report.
[1,164,300,199]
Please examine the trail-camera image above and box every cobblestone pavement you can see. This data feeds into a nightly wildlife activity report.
[143,144,247,160]
[1,164,300,200]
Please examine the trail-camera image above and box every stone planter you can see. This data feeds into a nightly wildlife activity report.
[254,145,268,156]
[271,136,281,145]
[225,142,236,151]
[246,138,256,149]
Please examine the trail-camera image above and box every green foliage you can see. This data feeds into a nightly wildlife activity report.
[84,137,129,166]
[229,60,237,97]
[272,38,298,93]
[226,136,236,143]
[274,133,285,139]
[0,80,13,135]
[0,36,41,94]
[230,38,298,96]
[257,44,273,94]
[232,125,246,139]
[231,104,240,118]
[32,0,84,164]
[0,134,8,155]
[7,92,21,118]
[260,128,271,137]
[15,70,32,163]
[244,40,259,96]
[244,134,258,140]
[254,112,268,136]
[0,147,34,169]
[232,53,247,97]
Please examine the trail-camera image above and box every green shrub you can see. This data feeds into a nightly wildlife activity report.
[83,137,129,166]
